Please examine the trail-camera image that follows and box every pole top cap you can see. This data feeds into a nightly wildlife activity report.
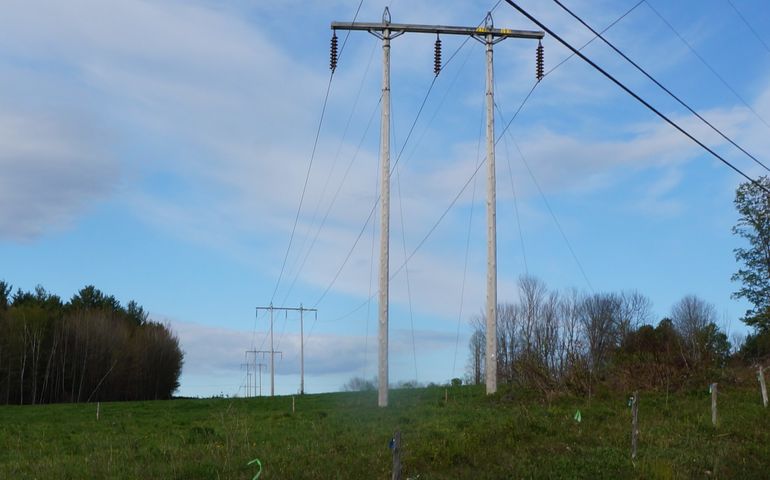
[484,11,494,29]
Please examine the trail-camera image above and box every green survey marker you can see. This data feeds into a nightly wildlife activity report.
[248,458,262,480]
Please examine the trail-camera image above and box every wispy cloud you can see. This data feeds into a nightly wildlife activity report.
[0,109,117,240]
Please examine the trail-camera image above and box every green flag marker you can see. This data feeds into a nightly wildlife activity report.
[248,458,263,480]
[574,410,582,423]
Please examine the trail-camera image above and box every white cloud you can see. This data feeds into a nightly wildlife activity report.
[0,109,117,240]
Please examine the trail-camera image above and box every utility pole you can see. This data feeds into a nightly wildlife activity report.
[331,9,543,402]
[241,362,251,397]
[255,349,281,396]
[255,305,316,396]
[257,362,265,397]
[482,13,499,395]
[244,350,268,397]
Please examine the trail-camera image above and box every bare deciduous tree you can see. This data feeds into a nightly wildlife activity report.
[671,294,717,363]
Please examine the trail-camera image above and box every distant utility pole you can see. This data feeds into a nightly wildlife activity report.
[243,351,267,397]
[331,9,543,403]
[255,304,316,396]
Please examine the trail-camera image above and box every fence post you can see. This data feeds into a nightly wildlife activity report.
[759,366,768,408]
[391,430,402,480]
[711,383,718,428]
[631,392,639,460]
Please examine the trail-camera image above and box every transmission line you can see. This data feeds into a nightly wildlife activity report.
[542,0,644,79]
[503,0,770,194]
[551,0,770,173]
[269,0,367,305]
[281,39,379,306]
[724,0,770,55]
[643,0,770,131]
[452,92,486,378]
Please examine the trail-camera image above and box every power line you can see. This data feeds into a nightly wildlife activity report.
[501,116,529,275]
[542,0,645,79]
[306,80,542,351]
[281,39,379,306]
[392,119,419,383]
[452,91,485,378]
[363,153,380,382]
[503,0,770,194]
[280,94,382,307]
[390,82,542,282]
[496,104,594,291]
[724,0,770,54]
[643,0,770,131]
[551,0,770,173]
[269,0,367,305]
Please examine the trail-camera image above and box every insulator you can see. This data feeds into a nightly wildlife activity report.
[536,40,544,81]
[434,36,442,76]
[330,31,339,72]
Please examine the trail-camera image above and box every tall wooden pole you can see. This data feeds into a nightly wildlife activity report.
[484,20,498,395]
[378,8,392,408]
[330,9,543,407]
[300,305,305,395]
[631,392,639,460]
[270,304,275,397]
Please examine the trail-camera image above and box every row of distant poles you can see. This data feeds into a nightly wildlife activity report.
[245,304,316,397]
[332,9,544,407]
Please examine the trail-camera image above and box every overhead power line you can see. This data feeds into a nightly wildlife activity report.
[551,0,770,173]
[269,0,367,305]
[542,0,644,79]
[643,1,770,131]
[724,0,770,55]
[503,0,770,195]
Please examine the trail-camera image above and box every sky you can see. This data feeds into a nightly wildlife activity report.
[2,0,770,398]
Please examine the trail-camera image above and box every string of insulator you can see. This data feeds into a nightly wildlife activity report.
[536,40,544,81]
[434,35,442,76]
[330,31,339,72]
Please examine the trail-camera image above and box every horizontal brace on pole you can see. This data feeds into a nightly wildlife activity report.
[256,306,318,312]
[330,21,544,39]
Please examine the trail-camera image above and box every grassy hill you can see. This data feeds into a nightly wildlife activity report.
[1,384,769,479]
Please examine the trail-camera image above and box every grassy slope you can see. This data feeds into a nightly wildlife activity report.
[1,384,769,479]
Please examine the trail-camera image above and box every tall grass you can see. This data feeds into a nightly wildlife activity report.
[1,384,768,479]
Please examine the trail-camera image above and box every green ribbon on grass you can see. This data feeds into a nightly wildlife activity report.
[248,458,262,480]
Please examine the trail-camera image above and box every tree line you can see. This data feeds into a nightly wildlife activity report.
[0,282,183,405]
[466,176,770,394]
[466,278,732,395]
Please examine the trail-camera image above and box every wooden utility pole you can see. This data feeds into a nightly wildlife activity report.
[255,305,315,396]
[255,349,281,396]
[391,430,402,480]
[244,351,268,397]
[331,9,543,404]
[631,392,639,460]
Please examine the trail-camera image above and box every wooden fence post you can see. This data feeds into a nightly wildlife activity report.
[631,392,638,460]
[711,383,718,428]
[758,366,768,408]
[391,431,402,480]
[96,401,100,421]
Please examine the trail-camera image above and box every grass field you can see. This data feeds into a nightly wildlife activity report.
[1,384,769,479]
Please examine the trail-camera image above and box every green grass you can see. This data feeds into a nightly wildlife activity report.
[1,384,769,479]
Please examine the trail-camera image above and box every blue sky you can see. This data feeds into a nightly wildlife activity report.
[2,0,770,397]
